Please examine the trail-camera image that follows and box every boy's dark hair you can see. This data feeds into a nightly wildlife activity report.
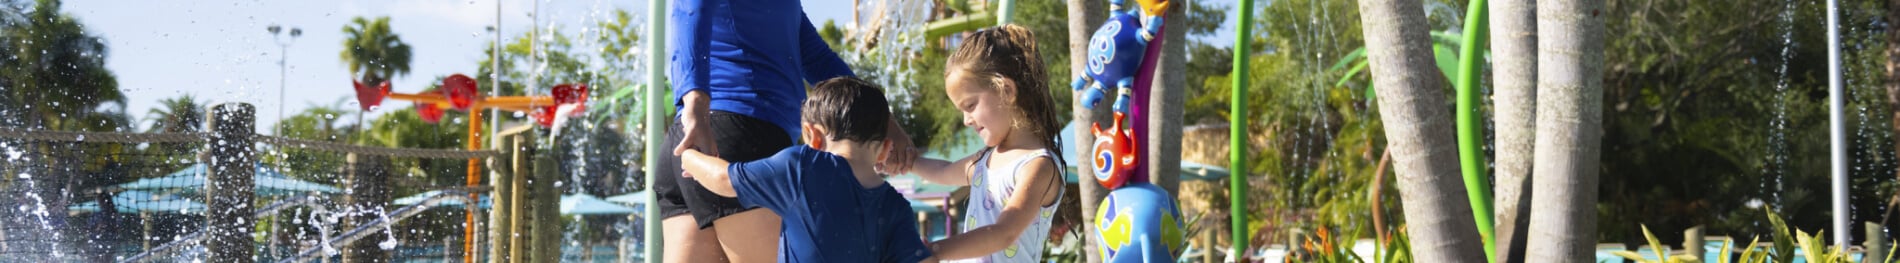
[803,77,890,143]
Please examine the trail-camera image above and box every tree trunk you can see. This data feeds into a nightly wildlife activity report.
[1526,0,1605,261]
[1885,0,1900,228]
[1069,0,1108,261]
[1489,0,1538,262]
[1355,0,1488,261]
[1148,0,1187,197]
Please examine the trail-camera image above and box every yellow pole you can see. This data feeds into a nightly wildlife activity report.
[466,109,483,262]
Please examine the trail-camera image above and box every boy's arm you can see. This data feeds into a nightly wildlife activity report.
[679,148,738,197]
[907,152,979,187]
[926,158,1061,259]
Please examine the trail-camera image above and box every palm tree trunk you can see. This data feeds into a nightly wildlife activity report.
[1526,0,1606,261]
[1069,0,1107,261]
[1489,0,1537,262]
[1885,0,1900,229]
[1354,0,1488,261]
[1147,0,1187,197]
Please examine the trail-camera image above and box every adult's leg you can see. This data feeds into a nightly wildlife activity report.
[714,210,781,263]
[698,111,793,263]
[655,122,728,263]
[662,216,725,263]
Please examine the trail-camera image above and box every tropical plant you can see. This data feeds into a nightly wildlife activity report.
[1610,225,1701,263]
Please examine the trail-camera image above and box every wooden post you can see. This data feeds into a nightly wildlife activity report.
[1681,225,1703,261]
[532,139,561,261]
[489,133,517,262]
[1869,222,1888,263]
[206,103,256,263]
[510,133,533,262]
[343,153,391,262]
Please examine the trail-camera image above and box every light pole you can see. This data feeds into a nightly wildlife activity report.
[265,23,299,260]
[268,24,302,133]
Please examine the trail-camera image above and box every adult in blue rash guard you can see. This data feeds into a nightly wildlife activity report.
[656,0,919,262]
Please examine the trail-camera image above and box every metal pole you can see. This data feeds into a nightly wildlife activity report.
[1452,0,1496,260]
[642,0,669,261]
[1230,0,1253,260]
[1827,0,1849,247]
[996,0,1017,25]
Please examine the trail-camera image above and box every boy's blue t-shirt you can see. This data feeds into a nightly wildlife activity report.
[669,0,857,139]
[728,146,934,263]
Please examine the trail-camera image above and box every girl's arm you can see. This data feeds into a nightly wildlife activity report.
[679,148,738,197]
[908,151,981,187]
[926,158,1063,260]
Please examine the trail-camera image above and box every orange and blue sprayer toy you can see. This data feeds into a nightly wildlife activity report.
[1076,0,1187,261]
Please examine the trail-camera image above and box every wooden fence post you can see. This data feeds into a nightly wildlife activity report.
[206,103,256,263]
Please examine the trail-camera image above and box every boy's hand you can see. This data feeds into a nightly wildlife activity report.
[680,149,704,179]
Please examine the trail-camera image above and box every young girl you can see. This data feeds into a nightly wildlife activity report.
[909,25,1070,262]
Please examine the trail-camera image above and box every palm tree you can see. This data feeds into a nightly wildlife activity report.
[340,16,412,87]
[1068,0,1108,261]
[1352,0,1487,261]
[1526,0,1606,261]
[339,16,412,145]
[1,0,121,130]
[144,95,204,134]
[1488,0,1537,261]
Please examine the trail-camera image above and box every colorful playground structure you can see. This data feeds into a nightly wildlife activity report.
[352,73,590,262]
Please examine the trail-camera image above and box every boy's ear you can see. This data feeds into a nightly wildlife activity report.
[802,123,824,149]
[875,138,892,161]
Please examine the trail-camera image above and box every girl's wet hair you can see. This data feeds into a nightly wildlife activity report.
[948,24,1078,232]
[947,25,1065,170]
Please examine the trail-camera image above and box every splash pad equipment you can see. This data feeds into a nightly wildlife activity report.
[1074,0,1187,261]
[1092,182,1186,262]
[351,73,588,261]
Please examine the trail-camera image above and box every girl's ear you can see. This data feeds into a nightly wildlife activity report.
[992,74,1018,102]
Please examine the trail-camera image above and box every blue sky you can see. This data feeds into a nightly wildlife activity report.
[62,0,1236,131]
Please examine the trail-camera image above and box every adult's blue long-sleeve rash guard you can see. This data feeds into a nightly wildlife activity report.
[669,0,857,139]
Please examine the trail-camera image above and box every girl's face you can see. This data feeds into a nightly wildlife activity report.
[946,70,1018,148]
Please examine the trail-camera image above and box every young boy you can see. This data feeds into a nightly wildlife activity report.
[679,77,938,263]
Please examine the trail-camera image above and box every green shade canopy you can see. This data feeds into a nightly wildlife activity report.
[117,163,343,196]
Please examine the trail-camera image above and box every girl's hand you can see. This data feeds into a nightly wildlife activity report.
[879,118,917,174]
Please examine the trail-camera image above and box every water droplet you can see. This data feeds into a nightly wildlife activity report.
[18,173,29,179]
[75,135,84,141]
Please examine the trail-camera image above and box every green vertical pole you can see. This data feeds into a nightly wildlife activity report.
[996,0,1017,25]
[642,0,668,261]
[1452,0,1496,261]
[1230,0,1253,260]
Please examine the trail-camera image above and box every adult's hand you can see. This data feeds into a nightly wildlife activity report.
[674,90,719,159]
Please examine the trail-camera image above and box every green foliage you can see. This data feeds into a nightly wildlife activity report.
[0,0,121,131]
